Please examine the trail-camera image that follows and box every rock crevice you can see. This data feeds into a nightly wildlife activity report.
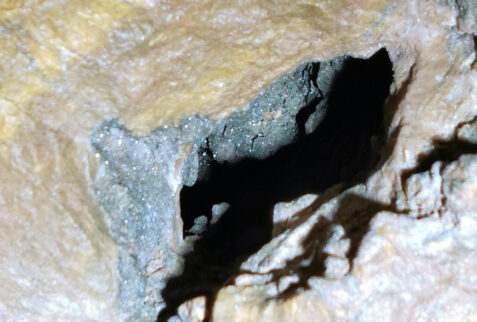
[91,48,395,321]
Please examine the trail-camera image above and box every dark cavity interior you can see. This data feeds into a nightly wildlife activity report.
[158,48,394,321]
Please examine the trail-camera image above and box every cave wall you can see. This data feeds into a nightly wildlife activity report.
[0,0,475,321]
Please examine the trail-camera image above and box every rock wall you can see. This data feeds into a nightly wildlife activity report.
[0,0,475,321]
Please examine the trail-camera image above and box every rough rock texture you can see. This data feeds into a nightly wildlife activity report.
[90,57,349,320]
[0,0,476,321]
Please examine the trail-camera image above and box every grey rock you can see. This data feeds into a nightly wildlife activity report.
[211,202,230,225]
[187,216,208,235]
[91,117,215,321]
[90,55,350,321]
[207,61,322,163]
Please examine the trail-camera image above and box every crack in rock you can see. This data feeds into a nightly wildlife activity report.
[90,56,348,321]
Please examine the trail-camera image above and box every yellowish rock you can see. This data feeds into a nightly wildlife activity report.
[0,0,475,321]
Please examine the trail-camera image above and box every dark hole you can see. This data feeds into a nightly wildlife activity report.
[157,48,394,321]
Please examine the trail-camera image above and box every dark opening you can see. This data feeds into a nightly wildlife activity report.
[157,48,394,321]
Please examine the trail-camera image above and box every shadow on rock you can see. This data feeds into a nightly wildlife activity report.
[266,193,408,300]
[157,48,396,321]
[401,114,477,197]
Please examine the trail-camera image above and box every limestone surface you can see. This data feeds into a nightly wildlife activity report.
[0,0,475,321]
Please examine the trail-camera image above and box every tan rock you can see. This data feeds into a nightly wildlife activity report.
[0,0,475,321]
